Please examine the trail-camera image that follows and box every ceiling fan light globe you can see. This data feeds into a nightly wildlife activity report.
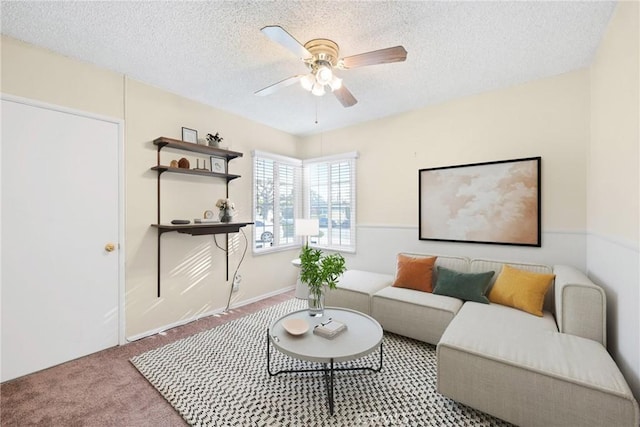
[315,65,333,85]
[311,83,326,96]
[300,74,315,91]
[329,76,342,91]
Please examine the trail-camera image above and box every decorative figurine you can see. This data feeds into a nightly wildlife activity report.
[178,157,190,169]
[194,159,208,171]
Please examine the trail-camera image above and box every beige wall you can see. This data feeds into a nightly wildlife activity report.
[589,1,639,242]
[587,0,640,398]
[1,37,123,119]
[1,36,301,338]
[301,69,590,233]
[123,79,302,336]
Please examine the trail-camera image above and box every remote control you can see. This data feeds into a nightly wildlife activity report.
[171,219,190,225]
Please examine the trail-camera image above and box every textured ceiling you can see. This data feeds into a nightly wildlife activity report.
[1,1,616,136]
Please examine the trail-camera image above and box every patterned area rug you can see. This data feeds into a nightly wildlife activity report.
[131,299,511,426]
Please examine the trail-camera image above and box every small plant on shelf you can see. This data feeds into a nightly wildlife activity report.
[206,132,223,147]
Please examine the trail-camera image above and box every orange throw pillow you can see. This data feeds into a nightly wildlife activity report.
[392,254,437,293]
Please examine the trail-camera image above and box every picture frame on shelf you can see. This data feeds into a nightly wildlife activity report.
[210,155,227,174]
[181,127,198,144]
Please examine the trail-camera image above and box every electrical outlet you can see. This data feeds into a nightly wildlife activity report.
[232,274,242,292]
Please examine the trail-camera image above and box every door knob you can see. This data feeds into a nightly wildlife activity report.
[105,243,116,252]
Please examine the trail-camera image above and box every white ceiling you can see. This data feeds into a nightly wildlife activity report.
[1,1,616,136]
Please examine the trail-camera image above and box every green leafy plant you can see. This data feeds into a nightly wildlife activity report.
[300,245,346,298]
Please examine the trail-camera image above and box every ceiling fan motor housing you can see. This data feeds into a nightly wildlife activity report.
[304,38,339,67]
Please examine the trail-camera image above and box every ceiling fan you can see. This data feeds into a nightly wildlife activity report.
[255,25,408,108]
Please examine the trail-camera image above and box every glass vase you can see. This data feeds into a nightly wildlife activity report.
[219,208,233,223]
[308,289,325,317]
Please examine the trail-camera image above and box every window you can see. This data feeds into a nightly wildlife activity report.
[252,150,357,253]
[252,151,302,253]
[304,152,357,252]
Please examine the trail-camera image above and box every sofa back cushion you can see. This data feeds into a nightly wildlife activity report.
[398,253,470,291]
[398,253,469,272]
[470,259,554,312]
[399,252,471,272]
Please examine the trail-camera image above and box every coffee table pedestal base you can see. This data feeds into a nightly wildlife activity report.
[266,329,383,415]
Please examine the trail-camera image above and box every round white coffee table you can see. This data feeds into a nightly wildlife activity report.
[266,307,383,415]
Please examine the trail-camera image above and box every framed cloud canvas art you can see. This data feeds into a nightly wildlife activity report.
[419,157,541,247]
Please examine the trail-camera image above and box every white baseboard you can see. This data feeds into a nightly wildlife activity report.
[228,285,296,310]
[125,285,295,342]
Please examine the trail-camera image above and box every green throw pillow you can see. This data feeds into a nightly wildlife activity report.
[433,267,494,304]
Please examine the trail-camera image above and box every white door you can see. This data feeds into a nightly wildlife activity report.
[1,97,122,382]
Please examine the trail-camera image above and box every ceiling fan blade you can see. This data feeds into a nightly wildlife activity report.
[255,75,304,96]
[261,25,312,60]
[340,46,408,69]
[333,85,358,108]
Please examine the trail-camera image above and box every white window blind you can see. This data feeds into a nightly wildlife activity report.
[252,151,302,253]
[304,152,357,252]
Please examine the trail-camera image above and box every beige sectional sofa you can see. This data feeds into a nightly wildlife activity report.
[325,253,639,427]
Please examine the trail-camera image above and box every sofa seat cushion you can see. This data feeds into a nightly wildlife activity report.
[371,286,463,345]
[447,301,559,338]
[325,270,393,315]
[439,302,635,391]
[438,302,639,426]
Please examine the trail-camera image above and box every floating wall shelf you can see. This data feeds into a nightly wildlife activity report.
[151,136,250,297]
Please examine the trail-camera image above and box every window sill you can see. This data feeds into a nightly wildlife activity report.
[309,244,356,254]
[252,244,300,256]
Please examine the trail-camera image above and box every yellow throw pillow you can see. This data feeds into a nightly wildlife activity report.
[488,265,555,316]
[392,254,437,293]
